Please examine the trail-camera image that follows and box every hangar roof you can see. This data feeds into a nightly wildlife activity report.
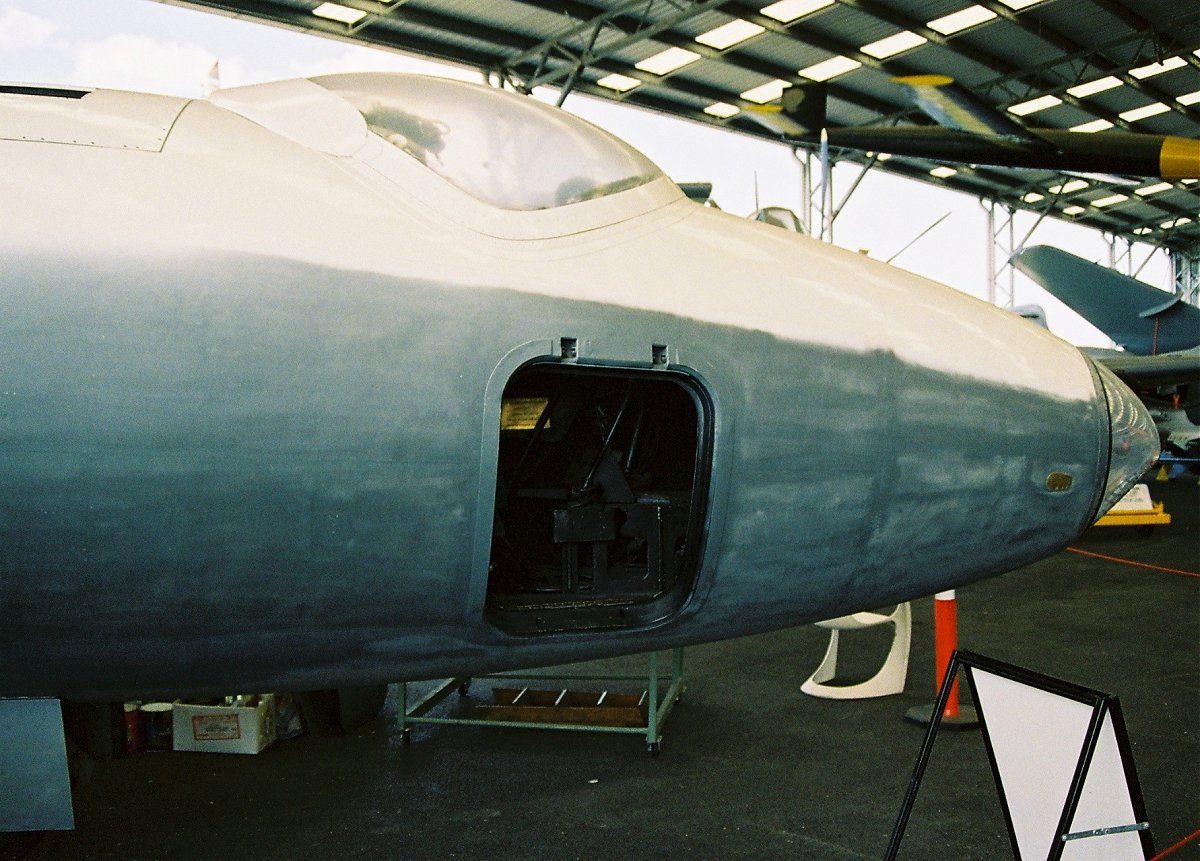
[158,0,1200,252]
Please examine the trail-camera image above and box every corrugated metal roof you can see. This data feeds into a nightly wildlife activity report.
[155,0,1199,252]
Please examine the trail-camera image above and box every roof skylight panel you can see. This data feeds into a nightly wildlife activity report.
[1119,103,1170,122]
[596,73,640,92]
[1129,57,1186,79]
[1008,95,1062,116]
[861,32,927,60]
[927,6,997,36]
[1067,77,1122,98]
[798,56,861,82]
[1049,179,1089,194]
[704,102,740,118]
[760,0,833,24]
[696,20,764,50]
[635,48,701,75]
[312,3,366,25]
[740,79,789,103]
[1070,119,1114,133]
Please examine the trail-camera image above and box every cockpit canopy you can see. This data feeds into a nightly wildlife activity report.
[312,74,664,212]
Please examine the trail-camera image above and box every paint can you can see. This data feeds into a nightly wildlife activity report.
[123,702,144,753]
[140,702,174,751]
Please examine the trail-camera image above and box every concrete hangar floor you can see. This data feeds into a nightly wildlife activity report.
[18,481,1198,861]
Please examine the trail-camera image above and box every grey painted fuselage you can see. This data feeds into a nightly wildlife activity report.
[0,75,1155,701]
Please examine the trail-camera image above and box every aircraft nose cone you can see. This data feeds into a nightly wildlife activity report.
[1093,361,1159,518]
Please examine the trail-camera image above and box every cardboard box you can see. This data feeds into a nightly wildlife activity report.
[172,695,276,754]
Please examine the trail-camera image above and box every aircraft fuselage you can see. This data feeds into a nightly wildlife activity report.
[0,75,1156,700]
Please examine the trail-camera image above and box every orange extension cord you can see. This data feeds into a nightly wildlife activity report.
[1063,548,1197,859]
[1149,828,1200,860]
[1065,546,1199,578]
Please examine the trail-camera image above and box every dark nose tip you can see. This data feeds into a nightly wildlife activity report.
[1093,362,1159,518]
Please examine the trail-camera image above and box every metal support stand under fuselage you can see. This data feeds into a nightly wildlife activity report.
[396,648,685,753]
[0,698,74,832]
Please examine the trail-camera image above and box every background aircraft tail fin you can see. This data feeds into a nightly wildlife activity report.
[1012,245,1200,355]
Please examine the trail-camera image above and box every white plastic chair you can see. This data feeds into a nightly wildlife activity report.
[801,602,912,699]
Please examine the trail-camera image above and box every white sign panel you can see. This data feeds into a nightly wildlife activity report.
[973,669,1144,859]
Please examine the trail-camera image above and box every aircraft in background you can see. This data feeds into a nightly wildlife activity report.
[0,73,1157,830]
[749,78,1200,180]
[1013,246,1200,356]
[1013,245,1200,457]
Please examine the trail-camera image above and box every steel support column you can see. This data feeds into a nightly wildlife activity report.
[792,146,829,240]
[1173,250,1199,306]
[789,143,879,244]
[985,201,1017,308]
[792,146,813,237]
[1107,234,1134,275]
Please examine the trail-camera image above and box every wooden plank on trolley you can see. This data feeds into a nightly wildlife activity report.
[478,687,648,727]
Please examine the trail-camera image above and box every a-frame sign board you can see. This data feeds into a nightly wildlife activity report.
[886,651,1154,860]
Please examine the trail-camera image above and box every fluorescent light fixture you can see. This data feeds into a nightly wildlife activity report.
[696,20,764,50]
[312,2,367,24]
[704,102,740,118]
[596,73,640,93]
[1133,227,1154,235]
[1022,192,1045,203]
[1008,95,1062,116]
[1119,102,1170,122]
[636,47,701,75]
[875,152,893,161]
[1071,119,1114,133]
[799,56,861,82]
[760,0,833,23]
[1049,179,1089,194]
[1178,90,1200,106]
[927,6,996,35]
[1135,182,1173,196]
[862,31,927,59]
[1067,76,1122,98]
[1162,216,1193,228]
[997,0,1044,8]
[929,166,958,178]
[1062,205,1086,215]
[1091,193,1128,208]
[1130,56,1186,79]
[740,79,789,104]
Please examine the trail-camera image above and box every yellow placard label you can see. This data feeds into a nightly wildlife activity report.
[500,397,549,431]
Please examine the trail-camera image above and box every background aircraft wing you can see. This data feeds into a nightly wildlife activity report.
[891,75,1041,143]
[1013,245,1200,355]
[1092,347,1200,389]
